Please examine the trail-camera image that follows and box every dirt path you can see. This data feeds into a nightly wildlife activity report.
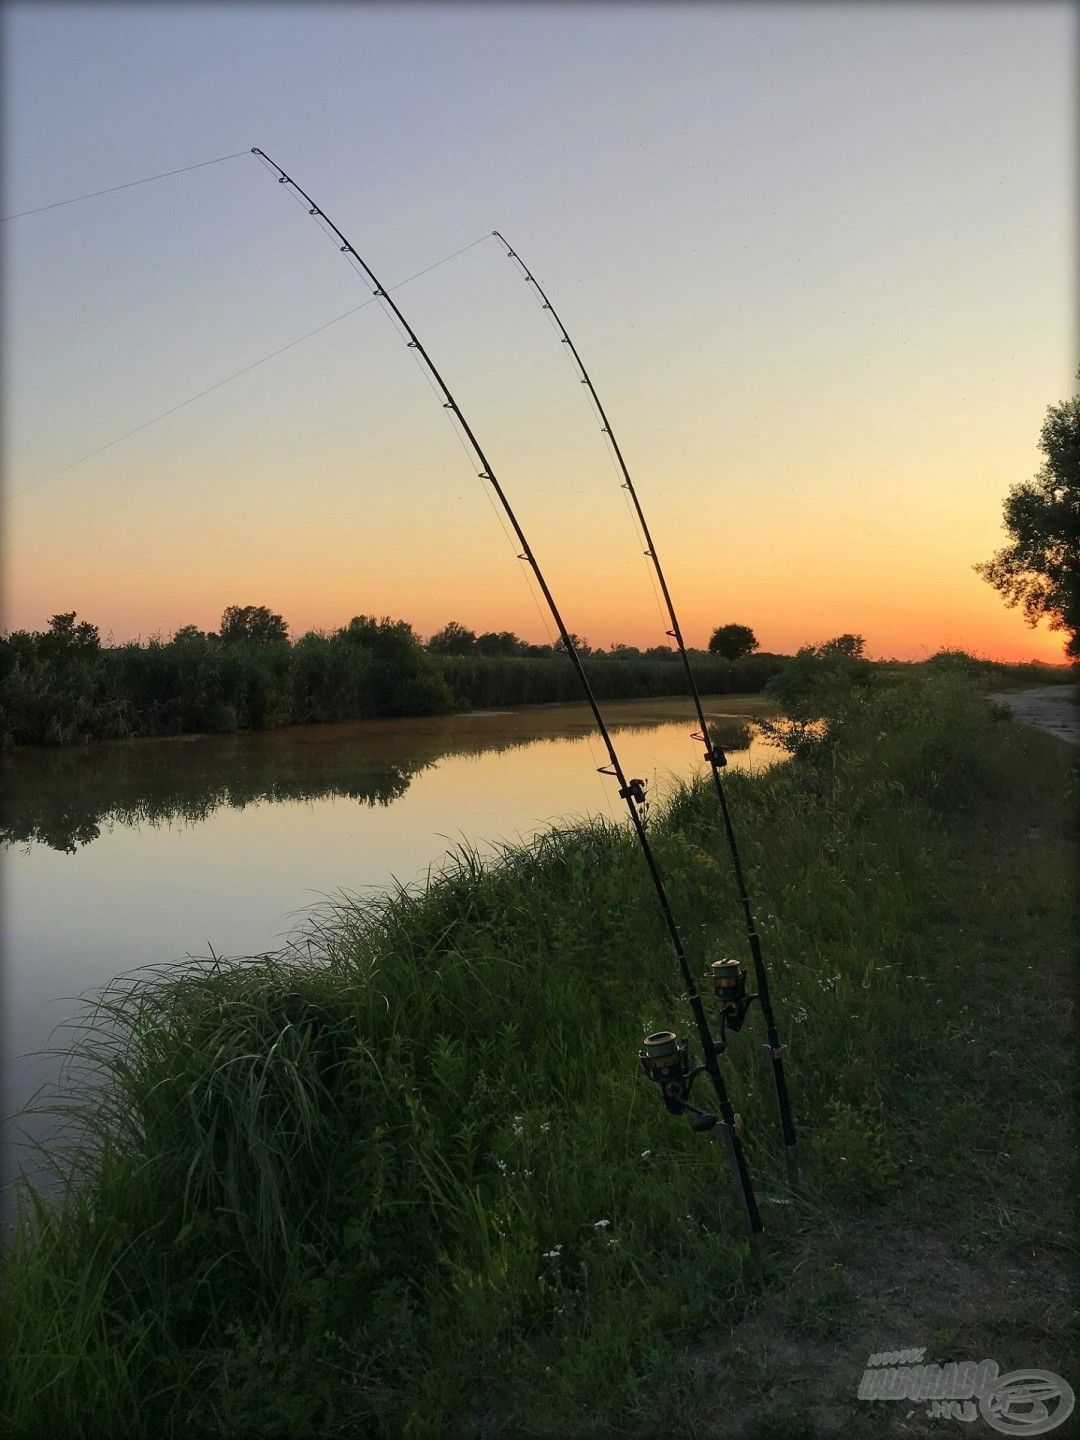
[989,685,1080,746]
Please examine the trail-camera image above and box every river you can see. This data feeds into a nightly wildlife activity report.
[1,694,782,1198]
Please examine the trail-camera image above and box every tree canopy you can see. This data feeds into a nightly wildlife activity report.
[42,612,101,655]
[815,633,866,660]
[475,630,526,657]
[976,374,1080,659]
[427,621,477,655]
[219,605,288,646]
[708,623,758,660]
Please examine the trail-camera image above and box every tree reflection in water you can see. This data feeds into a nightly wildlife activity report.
[2,707,755,854]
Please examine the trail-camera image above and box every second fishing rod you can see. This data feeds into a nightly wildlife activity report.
[249,148,766,1273]
[492,232,799,1189]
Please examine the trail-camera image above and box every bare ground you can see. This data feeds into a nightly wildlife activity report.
[989,686,1080,746]
[678,724,1079,1440]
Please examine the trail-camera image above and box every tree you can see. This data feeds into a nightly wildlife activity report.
[219,605,288,645]
[475,630,525,656]
[975,374,1080,659]
[427,621,477,655]
[170,624,208,645]
[708,623,758,660]
[552,632,592,657]
[39,612,101,658]
[816,633,866,659]
[339,615,421,662]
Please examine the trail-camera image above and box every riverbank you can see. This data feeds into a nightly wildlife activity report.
[2,673,1075,1438]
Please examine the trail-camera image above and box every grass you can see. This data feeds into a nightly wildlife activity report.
[437,651,784,709]
[1,672,1075,1438]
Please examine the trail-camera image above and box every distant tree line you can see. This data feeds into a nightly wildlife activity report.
[0,608,454,746]
[426,618,776,664]
[2,607,1067,747]
[0,607,787,746]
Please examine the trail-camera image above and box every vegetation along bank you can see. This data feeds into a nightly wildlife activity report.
[0,609,789,746]
[0,606,1068,747]
[2,664,1075,1437]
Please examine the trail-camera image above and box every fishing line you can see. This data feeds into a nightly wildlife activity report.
[19,234,490,495]
[252,148,764,1262]
[539,280,670,637]
[258,150,605,809]
[492,229,799,1187]
[1,151,250,221]
[398,326,568,668]
[388,255,614,824]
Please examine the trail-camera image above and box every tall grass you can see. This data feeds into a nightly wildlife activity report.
[0,635,782,748]
[437,652,784,709]
[1,673,1073,1437]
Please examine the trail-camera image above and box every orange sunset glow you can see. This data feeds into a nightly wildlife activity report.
[3,5,1073,666]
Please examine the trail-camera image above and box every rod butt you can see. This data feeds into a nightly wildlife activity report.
[748,1232,766,1289]
[785,1143,801,1193]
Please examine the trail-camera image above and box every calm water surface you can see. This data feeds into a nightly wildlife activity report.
[1,695,781,1186]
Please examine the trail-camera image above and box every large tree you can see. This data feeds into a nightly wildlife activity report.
[474,630,526,656]
[219,605,289,645]
[976,375,1080,659]
[708,623,758,660]
[427,621,477,655]
[816,633,866,659]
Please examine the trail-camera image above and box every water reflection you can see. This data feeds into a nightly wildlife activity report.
[2,696,780,1192]
[2,701,757,854]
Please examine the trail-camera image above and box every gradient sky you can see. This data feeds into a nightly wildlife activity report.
[2,2,1075,661]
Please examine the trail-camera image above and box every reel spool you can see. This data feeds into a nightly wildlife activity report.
[709,958,753,1034]
[639,1030,690,1114]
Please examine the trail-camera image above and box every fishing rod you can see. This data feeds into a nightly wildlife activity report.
[492,231,799,1188]
[250,148,765,1272]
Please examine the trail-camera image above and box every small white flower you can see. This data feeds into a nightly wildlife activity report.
[593,1219,611,1229]
[640,1149,651,1159]
[496,1159,508,1172]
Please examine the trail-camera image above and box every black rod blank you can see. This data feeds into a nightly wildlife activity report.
[250,149,764,1257]
[492,230,799,1187]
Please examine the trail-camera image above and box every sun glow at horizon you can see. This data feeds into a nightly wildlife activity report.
[3,5,1074,669]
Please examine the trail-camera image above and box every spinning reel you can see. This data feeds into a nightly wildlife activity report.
[639,957,758,1132]
[638,1029,744,1136]
[707,957,757,1046]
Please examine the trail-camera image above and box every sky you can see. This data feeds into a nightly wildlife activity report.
[2,2,1075,661]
